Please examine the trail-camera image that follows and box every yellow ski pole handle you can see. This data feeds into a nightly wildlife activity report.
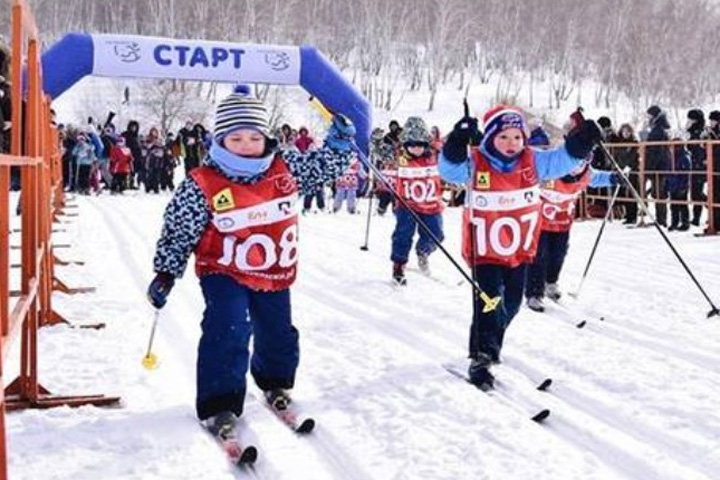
[309,96,333,122]
[479,291,501,313]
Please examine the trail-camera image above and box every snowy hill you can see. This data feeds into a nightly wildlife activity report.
[5,191,720,480]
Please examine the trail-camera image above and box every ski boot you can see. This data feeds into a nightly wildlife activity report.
[392,262,407,286]
[417,251,430,276]
[204,411,238,438]
[264,388,292,411]
[527,296,545,312]
[468,353,495,390]
[545,283,561,301]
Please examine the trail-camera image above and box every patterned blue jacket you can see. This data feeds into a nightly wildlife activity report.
[153,146,354,278]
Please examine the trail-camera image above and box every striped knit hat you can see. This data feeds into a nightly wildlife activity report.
[214,84,271,142]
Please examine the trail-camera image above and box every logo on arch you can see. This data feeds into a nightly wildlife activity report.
[109,41,142,63]
[264,51,291,71]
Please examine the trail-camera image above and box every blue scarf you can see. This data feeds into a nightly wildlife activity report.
[209,140,273,178]
[480,137,523,173]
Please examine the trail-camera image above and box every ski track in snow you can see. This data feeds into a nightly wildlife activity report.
[5,193,720,480]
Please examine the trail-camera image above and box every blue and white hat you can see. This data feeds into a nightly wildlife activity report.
[214,84,271,142]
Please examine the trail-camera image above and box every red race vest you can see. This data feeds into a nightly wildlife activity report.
[394,153,444,214]
[191,157,299,291]
[336,161,362,189]
[540,168,591,232]
[375,166,397,193]
[462,148,542,268]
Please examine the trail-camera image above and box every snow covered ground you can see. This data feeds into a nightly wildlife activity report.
[4,189,720,480]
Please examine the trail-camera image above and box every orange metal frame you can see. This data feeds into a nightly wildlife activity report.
[0,2,120,479]
[582,139,719,234]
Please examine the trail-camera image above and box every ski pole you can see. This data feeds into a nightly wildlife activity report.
[309,98,501,312]
[142,309,161,369]
[360,169,374,251]
[463,98,481,290]
[595,140,719,318]
[570,183,622,299]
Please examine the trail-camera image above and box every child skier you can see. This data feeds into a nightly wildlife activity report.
[147,85,355,432]
[369,127,396,216]
[390,116,444,284]
[439,105,602,388]
[525,153,618,312]
[333,156,366,214]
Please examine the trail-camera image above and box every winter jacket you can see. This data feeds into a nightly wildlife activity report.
[665,145,691,194]
[72,141,96,166]
[110,145,133,174]
[121,121,142,163]
[295,133,314,153]
[645,113,671,172]
[687,123,707,171]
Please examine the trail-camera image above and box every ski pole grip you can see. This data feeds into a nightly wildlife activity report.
[309,96,333,122]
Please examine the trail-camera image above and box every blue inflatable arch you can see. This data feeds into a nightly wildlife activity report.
[40,33,371,152]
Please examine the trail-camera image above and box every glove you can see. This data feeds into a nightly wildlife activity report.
[325,115,356,152]
[564,119,603,159]
[442,116,482,163]
[610,172,624,186]
[147,272,175,309]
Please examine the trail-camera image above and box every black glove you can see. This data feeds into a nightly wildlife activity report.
[442,117,482,163]
[147,272,175,309]
[610,172,624,186]
[564,120,603,159]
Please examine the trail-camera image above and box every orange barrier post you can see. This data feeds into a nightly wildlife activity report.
[705,143,716,235]
[1,3,120,479]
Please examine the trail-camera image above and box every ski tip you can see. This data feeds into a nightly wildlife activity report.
[238,446,258,465]
[295,418,316,434]
[576,320,587,328]
[537,378,553,391]
[531,409,551,423]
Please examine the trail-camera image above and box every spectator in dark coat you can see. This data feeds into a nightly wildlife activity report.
[176,120,202,175]
[644,105,671,226]
[383,120,403,156]
[666,141,691,231]
[122,120,143,188]
[686,109,708,226]
[616,124,641,224]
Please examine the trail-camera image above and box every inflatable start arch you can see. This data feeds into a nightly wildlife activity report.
[41,33,371,152]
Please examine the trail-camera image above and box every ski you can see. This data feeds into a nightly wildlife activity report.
[206,427,258,466]
[443,363,551,423]
[265,400,315,434]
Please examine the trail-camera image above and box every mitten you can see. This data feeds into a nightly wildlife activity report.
[564,120,603,159]
[442,116,482,163]
[147,272,175,309]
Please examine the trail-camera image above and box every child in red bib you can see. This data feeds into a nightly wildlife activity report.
[147,85,355,427]
[440,105,602,389]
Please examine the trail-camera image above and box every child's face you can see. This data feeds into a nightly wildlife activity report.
[406,145,426,156]
[223,129,266,157]
[493,128,524,156]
